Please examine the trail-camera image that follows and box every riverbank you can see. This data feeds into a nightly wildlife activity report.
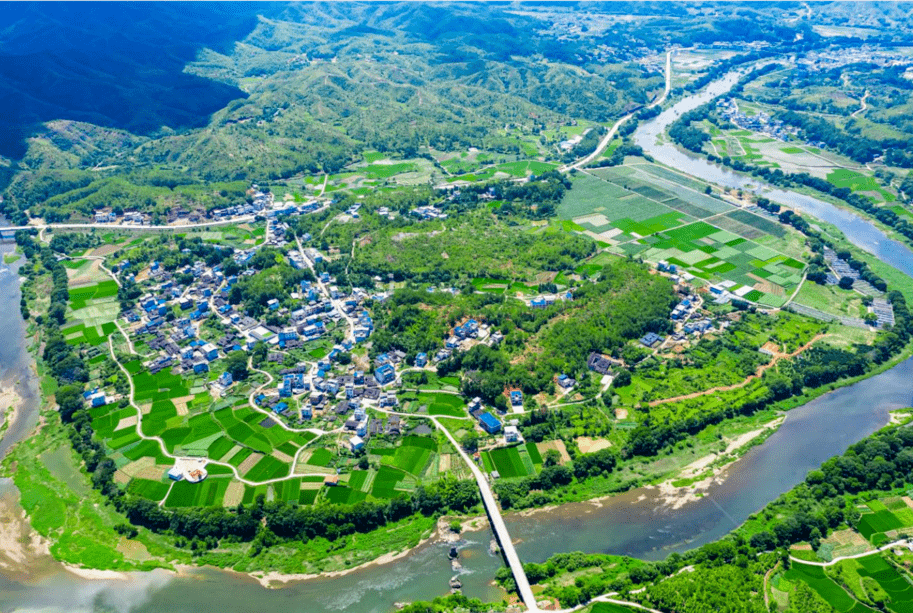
[651,415,785,511]
[0,385,19,441]
[249,514,490,588]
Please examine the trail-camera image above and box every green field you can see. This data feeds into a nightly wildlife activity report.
[856,499,913,543]
[785,563,874,613]
[617,220,803,306]
[126,478,170,501]
[164,478,231,508]
[827,169,894,202]
[382,436,437,477]
[483,445,536,478]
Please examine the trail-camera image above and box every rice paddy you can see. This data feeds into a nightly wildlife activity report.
[559,167,805,306]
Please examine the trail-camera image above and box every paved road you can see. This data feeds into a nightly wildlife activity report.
[0,217,258,233]
[561,49,672,172]
[790,538,911,567]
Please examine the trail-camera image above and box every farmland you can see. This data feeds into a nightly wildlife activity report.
[480,443,541,479]
[559,166,806,306]
[855,497,913,546]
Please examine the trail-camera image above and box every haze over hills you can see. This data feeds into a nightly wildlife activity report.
[0,1,841,223]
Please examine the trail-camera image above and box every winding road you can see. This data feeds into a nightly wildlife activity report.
[561,49,673,172]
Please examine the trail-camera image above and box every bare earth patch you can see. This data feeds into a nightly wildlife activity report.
[137,465,172,481]
[614,408,629,420]
[576,436,612,454]
[120,456,154,478]
[115,415,138,431]
[171,395,195,416]
[536,439,571,464]
[116,538,152,561]
[113,470,131,486]
[271,450,294,463]
[238,453,263,475]
[90,244,120,257]
[653,416,785,510]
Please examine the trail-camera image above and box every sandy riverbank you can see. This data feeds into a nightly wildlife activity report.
[0,385,21,436]
[651,416,786,510]
[250,514,490,588]
[0,480,52,581]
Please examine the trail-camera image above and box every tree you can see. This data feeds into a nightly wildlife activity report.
[612,370,632,388]
[56,384,85,422]
[224,351,250,381]
[543,449,561,467]
[838,276,855,290]
[461,430,480,453]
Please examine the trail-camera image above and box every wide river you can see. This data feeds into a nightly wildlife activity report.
[2,70,913,612]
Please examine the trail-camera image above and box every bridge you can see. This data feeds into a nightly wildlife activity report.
[434,418,540,612]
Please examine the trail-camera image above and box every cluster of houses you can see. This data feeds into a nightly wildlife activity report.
[210,189,324,221]
[716,98,798,142]
[528,290,574,309]
[93,210,148,224]
[410,205,448,221]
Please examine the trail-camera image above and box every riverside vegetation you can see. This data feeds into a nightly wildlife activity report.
[4,3,913,612]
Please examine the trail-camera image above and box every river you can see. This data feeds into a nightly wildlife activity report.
[3,69,913,612]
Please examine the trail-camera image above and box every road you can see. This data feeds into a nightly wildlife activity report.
[561,49,673,172]
[790,538,912,567]
[852,89,870,118]
[0,217,258,234]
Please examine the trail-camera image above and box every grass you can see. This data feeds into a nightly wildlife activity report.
[2,411,172,572]
[306,448,334,467]
[827,169,893,202]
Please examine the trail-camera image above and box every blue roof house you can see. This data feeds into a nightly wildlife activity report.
[375,363,396,385]
[479,412,502,434]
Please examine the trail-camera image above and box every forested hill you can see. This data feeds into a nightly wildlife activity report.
[0,2,821,222]
[0,3,264,159]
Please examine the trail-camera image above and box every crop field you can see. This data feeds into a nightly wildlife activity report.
[482,445,537,478]
[617,221,804,307]
[306,448,334,467]
[784,563,874,613]
[401,392,466,417]
[559,174,695,244]
[855,555,913,612]
[164,477,231,508]
[495,160,558,177]
[713,210,787,240]
[62,321,117,347]
[67,280,119,310]
[243,455,290,481]
[325,485,367,505]
[126,478,170,501]
[371,465,408,499]
[382,436,437,477]
[856,498,913,543]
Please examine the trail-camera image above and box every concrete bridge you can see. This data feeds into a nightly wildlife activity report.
[434,418,540,612]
